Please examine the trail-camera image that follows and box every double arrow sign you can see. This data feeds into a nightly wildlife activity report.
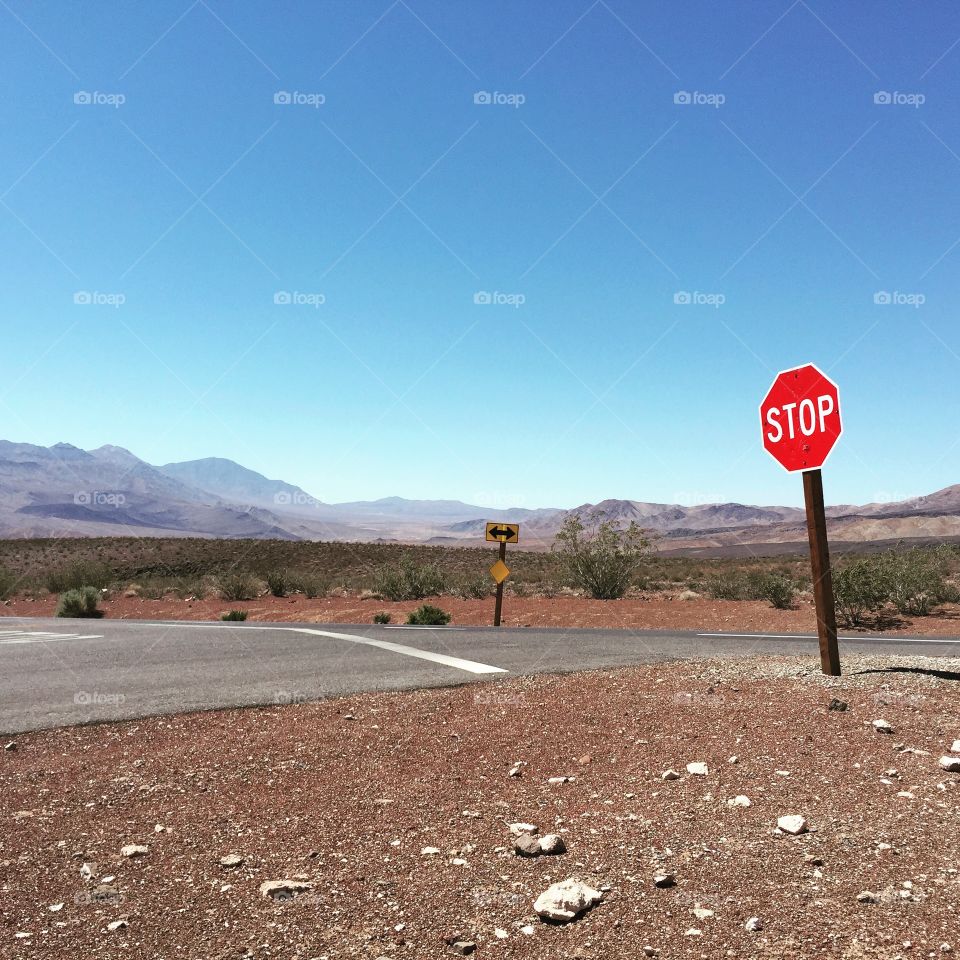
[486,522,520,626]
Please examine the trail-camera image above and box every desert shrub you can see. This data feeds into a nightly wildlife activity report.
[266,571,288,598]
[833,557,889,627]
[55,587,103,619]
[373,612,391,624]
[406,604,451,625]
[374,555,446,601]
[288,571,329,598]
[217,571,261,601]
[552,512,651,600]
[46,561,112,593]
[221,609,248,621]
[749,572,798,610]
[453,575,491,599]
[174,577,206,600]
[0,566,17,600]
[875,547,953,616]
[704,573,749,600]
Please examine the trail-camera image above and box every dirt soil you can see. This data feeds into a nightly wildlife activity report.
[3,655,960,958]
[4,592,960,636]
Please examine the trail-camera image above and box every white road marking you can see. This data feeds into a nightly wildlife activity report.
[291,628,508,675]
[697,632,960,644]
[0,631,104,644]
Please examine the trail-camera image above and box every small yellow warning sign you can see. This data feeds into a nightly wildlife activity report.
[489,559,511,584]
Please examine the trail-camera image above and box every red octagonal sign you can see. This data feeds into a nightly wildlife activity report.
[760,363,842,472]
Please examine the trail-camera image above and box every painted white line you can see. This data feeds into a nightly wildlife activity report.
[697,632,960,644]
[290,628,508,675]
[0,633,104,645]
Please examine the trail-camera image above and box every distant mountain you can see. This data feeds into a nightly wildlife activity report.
[158,457,322,512]
[0,440,959,553]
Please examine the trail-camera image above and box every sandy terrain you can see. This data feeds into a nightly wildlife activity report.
[3,592,960,636]
[3,655,960,958]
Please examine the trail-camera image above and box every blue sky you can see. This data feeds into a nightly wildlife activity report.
[1,1,959,509]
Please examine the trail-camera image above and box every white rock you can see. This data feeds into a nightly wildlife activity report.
[686,762,709,776]
[777,814,808,835]
[508,823,538,837]
[661,769,681,781]
[685,928,703,937]
[728,795,751,808]
[120,844,148,858]
[494,928,508,939]
[48,903,64,912]
[259,879,312,900]
[693,907,714,920]
[520,925,535,936]
[745,917,763,932]
[873,719,894,734]
[547,776,575,784]
[533,878,603,923]
[728,755,739,764]
[538,833,566,855]
[106,919,128,932]
[940,756,960,773]
[79,863,94,881]
[420,846,441,856]
[219,854,244,868]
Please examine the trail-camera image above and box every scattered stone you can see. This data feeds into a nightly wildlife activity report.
[685,928,703,937]
[776,815,808,835]
[450,858,469,867]
[678,589,699,601]
[494,928,508,939]
[449,941,476,955]
[520,925,535,936]
[653,873,675,888]
[643,947,658,957]
[745,917,763,932]
[693,907,714,920]
[538,833,566,855]
[107,919,128,932]
[218,854,244,868]
[805,854,824,866]
[857,891,878,904]
[533,878,603,923]
[508,762,524,778]
[686,762,709,776]
[259,879,312,901]
[828,698,848,712]
[421,847,441,856]
[661,769,681,781]
[79,863,94,881]
[4,741,15,751]
[120,844,148,858]
[728,795,751,808]
[508,822,538,837]
[873,719,894,734]
[547,776,575,785]
[515,834,542,858]
[951,741,960,754]
[728,755,739,764]
[939,756,960,773]
[48,903,64,913]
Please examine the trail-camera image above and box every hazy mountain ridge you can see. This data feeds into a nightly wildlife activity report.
[0,440,957,551]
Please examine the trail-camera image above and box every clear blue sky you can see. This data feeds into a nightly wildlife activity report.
[2,1,958,509]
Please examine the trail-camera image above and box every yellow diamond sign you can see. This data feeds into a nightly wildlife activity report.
[490,559,510,584]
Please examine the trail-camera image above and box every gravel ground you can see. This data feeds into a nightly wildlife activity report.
[3,655,960,959]
[4,593,960,636]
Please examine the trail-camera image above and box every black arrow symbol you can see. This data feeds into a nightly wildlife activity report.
[488,526,514,539]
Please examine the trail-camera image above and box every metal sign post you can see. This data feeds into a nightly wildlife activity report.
[486,522,520,627]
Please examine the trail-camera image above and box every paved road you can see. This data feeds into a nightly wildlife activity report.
[2,617,960,734]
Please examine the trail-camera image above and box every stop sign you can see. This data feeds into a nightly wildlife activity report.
[760,363,842,472]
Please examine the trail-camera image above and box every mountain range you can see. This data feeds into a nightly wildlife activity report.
[1,440,959,555]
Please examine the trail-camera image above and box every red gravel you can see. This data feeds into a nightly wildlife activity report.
[3,655,960,958]
[4,592,960,636]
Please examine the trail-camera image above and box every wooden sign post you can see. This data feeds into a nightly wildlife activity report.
[760,363,843,676]
[486,522,520,627]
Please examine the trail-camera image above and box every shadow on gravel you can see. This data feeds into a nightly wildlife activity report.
[855,666,960,683]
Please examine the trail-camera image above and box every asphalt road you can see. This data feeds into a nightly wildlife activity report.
[3,617,960,734]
